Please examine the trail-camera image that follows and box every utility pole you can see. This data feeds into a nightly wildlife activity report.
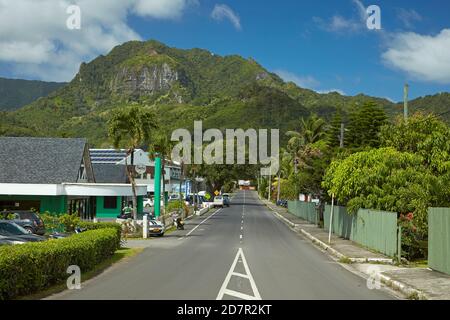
[404,83,409,122]
[294,158,299,201]
[277,171,281,202]
[339,123,345,148]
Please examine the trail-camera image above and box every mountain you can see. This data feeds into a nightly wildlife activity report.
[0,77,66,111]
[396,92,450,121]
[0,40,447,146]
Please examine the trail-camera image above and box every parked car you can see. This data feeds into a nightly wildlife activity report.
[222,194,231,207]
[0,221,46,243]
[213,196,225,208]
[0,211,45,235]
[0,238,23,246]
[148,220,165,237]
[276,200,288,208]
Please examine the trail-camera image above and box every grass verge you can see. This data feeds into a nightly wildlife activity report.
[18,247,143,300]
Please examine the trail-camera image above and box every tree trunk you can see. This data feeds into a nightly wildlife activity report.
[125,148,138,220]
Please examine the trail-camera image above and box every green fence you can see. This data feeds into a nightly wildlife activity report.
[428,208,450,275]
[287,201,318,224]
[324,205,399,257]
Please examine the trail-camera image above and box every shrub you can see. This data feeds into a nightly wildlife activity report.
[166,201,188,215]
[58,214,81,232]
[0,228,120,300]
[78,221,122,239]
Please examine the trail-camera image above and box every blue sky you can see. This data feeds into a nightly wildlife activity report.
[0,0,449,102]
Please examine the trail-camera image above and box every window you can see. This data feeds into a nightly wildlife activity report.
[104,197,118,209]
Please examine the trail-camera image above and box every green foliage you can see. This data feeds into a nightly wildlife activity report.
[0,228,120,300]
[0,77,65,111]
[381,113,450,174]
[108,105,158,150]
[58,214,81,233]
[328,109,344,148]
[166,201,189,215]
[346,101,387,149]
[322,147,450,259]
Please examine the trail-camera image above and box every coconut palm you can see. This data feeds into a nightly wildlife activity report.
[108,105,158,220]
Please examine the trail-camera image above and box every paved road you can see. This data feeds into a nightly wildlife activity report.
[49,191,395,300]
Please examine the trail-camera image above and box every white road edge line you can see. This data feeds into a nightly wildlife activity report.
[181,208,223,239]
[216,248,262,300]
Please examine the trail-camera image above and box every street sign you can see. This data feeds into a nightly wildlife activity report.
[214,190,220,196]
[135,165,146,175]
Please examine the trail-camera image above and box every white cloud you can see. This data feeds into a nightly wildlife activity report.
[275,69,345,95]
[275,70,320,89]
[382,29,450,83]
[0,0,195,81]
[211,4,241,30]
[314,0,367,34]
[133,0,198,20]
[397,8,422,29]
[317,89,346,95]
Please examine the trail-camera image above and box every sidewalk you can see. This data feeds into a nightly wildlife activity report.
[261,197,450,300]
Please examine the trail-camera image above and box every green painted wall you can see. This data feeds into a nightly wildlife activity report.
[428,208,450,275]
[0,195,67,214]
[137,196,143,215]
[96,196,122,219]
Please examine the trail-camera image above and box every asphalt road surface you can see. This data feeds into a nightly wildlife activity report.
[49,191,395,300]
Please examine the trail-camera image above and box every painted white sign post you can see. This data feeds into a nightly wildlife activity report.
[143,214,148,239]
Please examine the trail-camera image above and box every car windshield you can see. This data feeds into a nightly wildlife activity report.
[215,197,223,200]
[0,222,29,236]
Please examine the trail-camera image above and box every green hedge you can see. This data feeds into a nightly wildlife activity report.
[0,227,120,300]
[78,221,122,238]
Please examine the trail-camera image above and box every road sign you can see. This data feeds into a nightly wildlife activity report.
[204,193,211,201]
[135,165,146,175]
[214,190,220,196]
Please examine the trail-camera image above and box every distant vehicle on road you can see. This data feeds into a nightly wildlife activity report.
[222,194,231,207]
[0,221,46,243]
[0,211,45,235]
[213,196,225,208]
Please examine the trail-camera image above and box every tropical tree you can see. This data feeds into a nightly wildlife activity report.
[108,105,158,220]
[285,114,329,198]
[328,109,344,148]
[380,113,450,174]
[346,101,387,149]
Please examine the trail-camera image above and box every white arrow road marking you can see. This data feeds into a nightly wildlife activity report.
[216,248,262,300]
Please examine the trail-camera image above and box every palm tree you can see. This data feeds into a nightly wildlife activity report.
[275,148,292,202]
[285,114,329,199]
[286,114,328,146]
[108,105,158,220]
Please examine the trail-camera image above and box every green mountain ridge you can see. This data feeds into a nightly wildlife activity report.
[1,39,449,146]
[0,77,66,111]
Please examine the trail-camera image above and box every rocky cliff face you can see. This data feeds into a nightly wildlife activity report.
[111,62,181,99]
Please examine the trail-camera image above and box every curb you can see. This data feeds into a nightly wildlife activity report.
[261,199,429,300]
[378,273,428,300]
